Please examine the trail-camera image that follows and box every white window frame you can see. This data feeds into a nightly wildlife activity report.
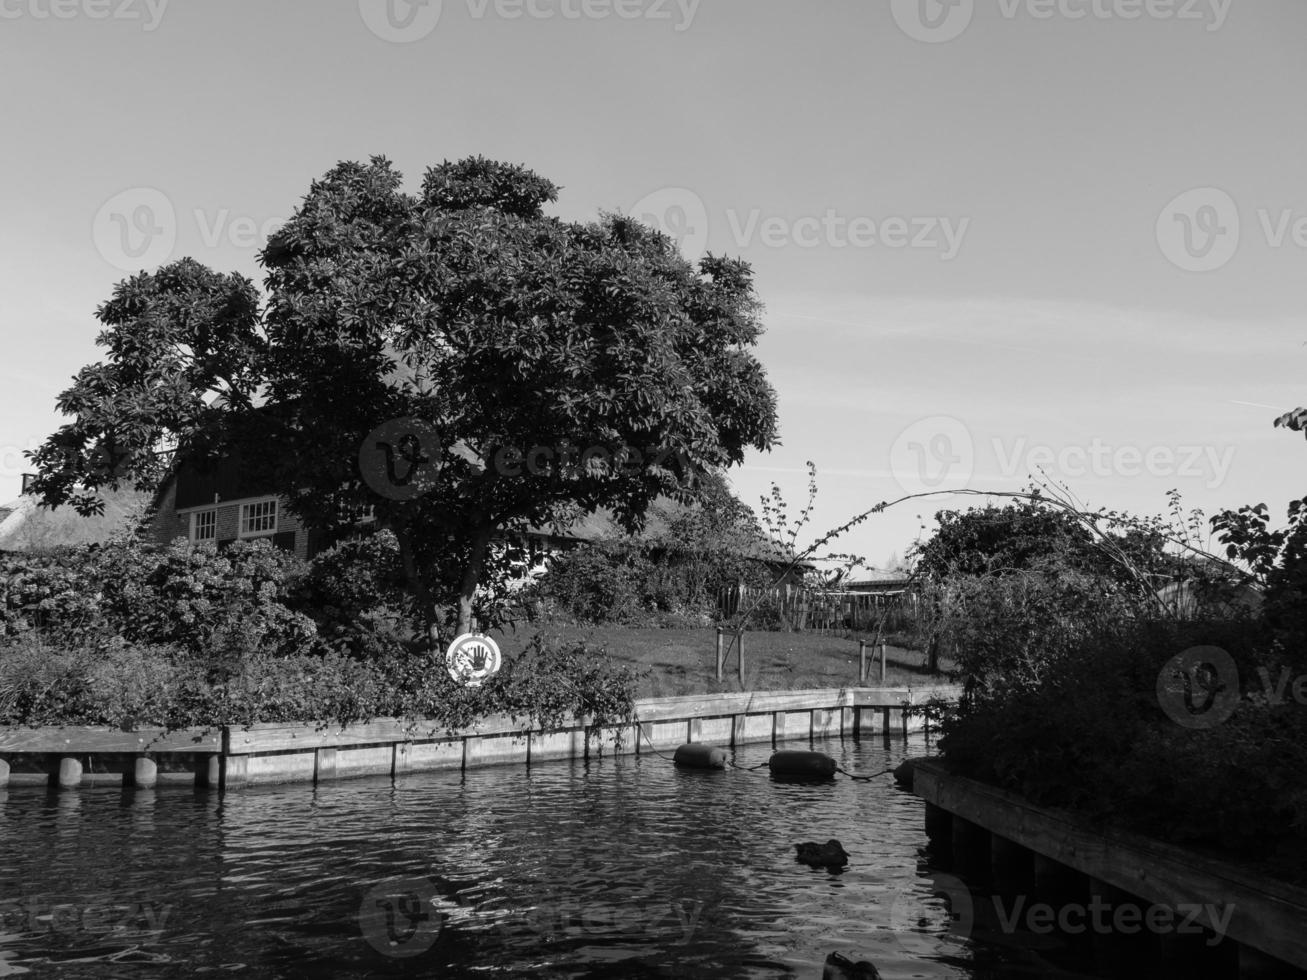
[238,498,278,539]
[190,509,217,543]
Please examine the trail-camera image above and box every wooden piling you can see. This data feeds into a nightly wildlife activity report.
[925,802,953,867]
[951,815,991,888]
[990,834,1034,901]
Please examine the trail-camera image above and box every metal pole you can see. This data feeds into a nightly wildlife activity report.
[879,642,887,686]
[737,630,744,685]
[716,627,723,682]
[858,640,866,683]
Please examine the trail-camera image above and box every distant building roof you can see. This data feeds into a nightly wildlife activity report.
[843,570,914,590]
[527,498,813,568]
[0,486,152,552]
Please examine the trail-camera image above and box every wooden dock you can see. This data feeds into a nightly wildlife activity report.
[911,760,1307,977]
[0,684,959,791]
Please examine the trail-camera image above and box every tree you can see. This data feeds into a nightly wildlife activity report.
[27,156,779,640]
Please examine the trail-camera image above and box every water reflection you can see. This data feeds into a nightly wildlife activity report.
[0,737,1096,978]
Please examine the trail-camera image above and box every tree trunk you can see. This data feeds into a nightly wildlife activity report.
[390,514,441,650]
[456,525,494,636]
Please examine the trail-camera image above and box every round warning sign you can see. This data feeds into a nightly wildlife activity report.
[445,633,502,687]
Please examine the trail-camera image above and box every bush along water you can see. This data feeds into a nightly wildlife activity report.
[0,534,640,736]
[925,490,1307,885]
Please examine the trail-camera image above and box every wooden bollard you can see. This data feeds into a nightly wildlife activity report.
[1089,878,1161,979]
[951,816,991,887]
[1032,853,1085,910]
[1157,925,1240,979]
[202,754,221,788]
[990,835,1034,901]
[924,802,953,867]
[58,756,83,789]
[133,756,158,789]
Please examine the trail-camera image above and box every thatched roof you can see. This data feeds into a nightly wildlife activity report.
[0,487,152,552]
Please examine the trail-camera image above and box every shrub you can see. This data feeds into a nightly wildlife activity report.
[295,530,417,659]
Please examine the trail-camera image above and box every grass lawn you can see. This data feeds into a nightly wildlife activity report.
[488,623,955,699]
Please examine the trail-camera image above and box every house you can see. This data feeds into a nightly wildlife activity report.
[144,452,795,577]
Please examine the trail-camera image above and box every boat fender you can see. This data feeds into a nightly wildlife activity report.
[673,743,728,770]
[768,750,837,779]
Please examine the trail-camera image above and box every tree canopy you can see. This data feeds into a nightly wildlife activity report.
[28,155,779,638]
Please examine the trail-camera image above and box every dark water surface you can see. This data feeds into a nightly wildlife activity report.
[0,736,1097,979]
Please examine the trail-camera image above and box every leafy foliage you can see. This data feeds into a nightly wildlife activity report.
[30,156,778,643]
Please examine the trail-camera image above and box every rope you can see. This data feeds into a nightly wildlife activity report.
[835,765,897,781]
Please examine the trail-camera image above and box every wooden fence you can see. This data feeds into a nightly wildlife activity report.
[717,584,918,633]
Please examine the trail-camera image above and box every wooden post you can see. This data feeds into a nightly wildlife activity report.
[990,835,1033,901]
[0,757,9,789]
[58,756,82,789]
[858,640,866,683]
[132,756,158,789]
[201,754,220,788]
[924,802,953,867]
[715,627,723,682]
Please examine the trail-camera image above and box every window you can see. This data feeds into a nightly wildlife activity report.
[191,509,217,542]
[239,499,278,538]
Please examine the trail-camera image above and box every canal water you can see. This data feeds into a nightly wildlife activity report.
[0,736,1097,978]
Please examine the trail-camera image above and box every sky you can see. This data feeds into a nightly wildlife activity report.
[1,0,1304,566]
